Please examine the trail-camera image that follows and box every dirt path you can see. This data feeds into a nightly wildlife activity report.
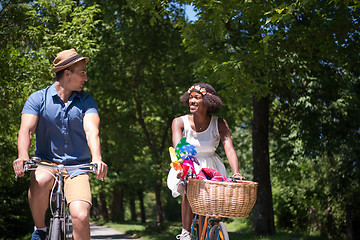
[90,223,144,240]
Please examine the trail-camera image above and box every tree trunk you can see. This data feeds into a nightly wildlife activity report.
[99,190,109,220]
[138,189,146,223]
[129,192,137,222]
[346,204,353,240]
[326,207,334,238]
[91,196,100,218]
[252,95,275,235]
[155,178,164,225]
[111,186,124,222]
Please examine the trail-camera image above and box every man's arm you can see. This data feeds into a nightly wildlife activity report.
[13,114,38,177]
[83,113,107,180]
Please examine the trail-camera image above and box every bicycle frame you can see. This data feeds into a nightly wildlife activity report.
[181,172,231,240]
[185,174,230,240]
[191,215,213,240]
[54,164,64,219]
[50,164,67,240]
[191,214,228,240]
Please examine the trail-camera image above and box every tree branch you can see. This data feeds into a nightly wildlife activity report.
[131,63,159,158]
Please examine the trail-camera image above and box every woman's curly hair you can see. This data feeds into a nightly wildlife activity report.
[180,83,223,114]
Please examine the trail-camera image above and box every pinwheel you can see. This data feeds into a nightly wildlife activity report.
[169,137,199,179]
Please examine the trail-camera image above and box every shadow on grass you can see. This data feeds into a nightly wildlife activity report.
[92,219,340,240]
[228,231,342,240]
[124,223,182,240]
[129,228,341,240]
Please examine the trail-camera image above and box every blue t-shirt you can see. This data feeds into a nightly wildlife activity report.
[22,83,98,175]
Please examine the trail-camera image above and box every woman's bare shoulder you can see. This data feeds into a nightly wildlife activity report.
[218,117,230,139]
[217,117,228,128]
[172,116,185,128]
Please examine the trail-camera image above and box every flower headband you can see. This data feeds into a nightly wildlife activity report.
[187,85,212,96]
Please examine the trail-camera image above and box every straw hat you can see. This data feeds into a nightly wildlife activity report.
[52,49,89,73]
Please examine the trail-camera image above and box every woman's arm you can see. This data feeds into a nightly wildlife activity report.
[172,117,184,147]
[218,118,245,179]
[172,117,184,178]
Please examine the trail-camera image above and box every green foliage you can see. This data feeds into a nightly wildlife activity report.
[2,0,360,238]
[83,0,195,225]
[178,0,360,237]
[266,1,360,237]
[0,0,104,238]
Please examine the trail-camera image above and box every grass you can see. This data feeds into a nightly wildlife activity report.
[92,219,342,240]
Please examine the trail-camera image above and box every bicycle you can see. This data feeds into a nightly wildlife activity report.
[188,175,233,240]
[186,176,258,240]
[23,157,97,240]
[191,214,229,240]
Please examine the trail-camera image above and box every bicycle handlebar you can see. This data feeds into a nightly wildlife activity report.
[23,157,97,173]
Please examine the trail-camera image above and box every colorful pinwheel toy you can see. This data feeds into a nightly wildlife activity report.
[169,137,199,179]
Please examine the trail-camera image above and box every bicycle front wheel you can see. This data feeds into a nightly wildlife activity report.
[63,211,73,240]
[208,221,229,240]
[49,217,62,240]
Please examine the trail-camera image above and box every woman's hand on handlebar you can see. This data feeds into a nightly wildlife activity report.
[232,172,246,181]
[91,158,107,181]
[13,158,27,177]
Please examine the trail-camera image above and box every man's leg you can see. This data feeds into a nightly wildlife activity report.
[28,169,54,228]
[69,200,91,240]
[65,173,92,240]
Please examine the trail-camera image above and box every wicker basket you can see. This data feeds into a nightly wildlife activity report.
[187,178,258,218]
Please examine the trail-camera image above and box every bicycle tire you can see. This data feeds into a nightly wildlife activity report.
[50,217,62,240]
[208,221,229,240]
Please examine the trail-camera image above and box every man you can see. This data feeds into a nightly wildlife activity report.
[12,49,108,240]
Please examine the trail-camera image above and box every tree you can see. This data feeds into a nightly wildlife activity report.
[177,0,282,234]
[0,0,103,237]
[3,0,359,238]
[265,1,360,238]
[175,0,360,236]
[86,0,195,225]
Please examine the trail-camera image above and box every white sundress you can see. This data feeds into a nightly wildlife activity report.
[167,115,228,197]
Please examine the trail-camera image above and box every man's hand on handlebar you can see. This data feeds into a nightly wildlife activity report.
[91,158,107,181]
[13,158,27,178]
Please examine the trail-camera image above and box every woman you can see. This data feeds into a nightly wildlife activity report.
[169,83,245,240]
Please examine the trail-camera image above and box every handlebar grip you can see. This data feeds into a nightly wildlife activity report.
[92,163,98,173]
[23,157,41,171]
[23,161,33,172]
